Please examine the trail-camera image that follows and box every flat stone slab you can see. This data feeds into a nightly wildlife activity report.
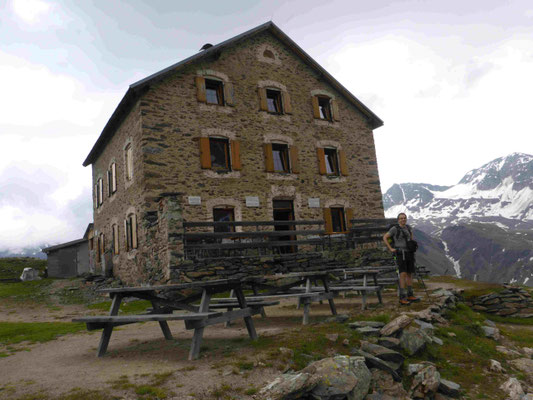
[351,349,402,382]
[380,315,412,337]
[360,341,405,364]
[348,321,386,329]
[438,378,461,398]
[377,337,401,351]
[355,326,381,337]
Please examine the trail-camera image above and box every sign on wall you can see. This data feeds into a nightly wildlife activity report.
[308,198,320,208]
[188,196,201,205]
[245,196,260,207]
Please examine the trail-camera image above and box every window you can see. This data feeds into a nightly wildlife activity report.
[209,138,231,171]
[272,143,290,173]
[312,95,339,121]
[205,79,224,105]
[266,89,282,114]
[97,233,105,262]
[330,208,346,233]
[318,96,332,121]
[112,224,119,255]
[324,148,340,176]
[323,207,353,234]
[125,213,138,251]
[317,147,348,176]
[125,144,133,181]
[107,163,117,196]
[199,137,241,171]
[96,178,103,207]
[263,49,275,59]
[213,208,235,233]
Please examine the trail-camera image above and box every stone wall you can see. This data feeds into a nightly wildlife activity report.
[471,286,533,317]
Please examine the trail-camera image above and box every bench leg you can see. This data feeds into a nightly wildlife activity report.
[225,290,235,328]
[322,278,337,316]
[151,301,173,340]
[189,290,211,360]
[361,290,367,310]
[234,287,258,340]
[252,286,267,318]
[97,294,123,357]
[373,275,383,304]
[302,299,311,325]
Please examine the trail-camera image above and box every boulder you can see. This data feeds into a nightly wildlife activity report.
[20,267,41,281]
[509,358,533,383]
[349,321,386,329]
[326,333,339,342]
[302,355,371,400]
[325,314,350,323]
[410,362,441,399]
[431,336,444,346]
[360,341,405,365]
[399,328,428,356]
[496,346,522,357]
[431,289,454,298]
[414,319,435,332]
[522,347,533,358]
[367,369,410,400]
[481,326,501,340]
[488,359,505,373]
[500,377,524,400]
[257,372,319,400]
[380,315,412,337]
[377,337,401,351]
[438,378,461,398]
[484,319,496,327]
[356,326,381,337]
[351,349,402,382]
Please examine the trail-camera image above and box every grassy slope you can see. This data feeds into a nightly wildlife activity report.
[0,258,46,279]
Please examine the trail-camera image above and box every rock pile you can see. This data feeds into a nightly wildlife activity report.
[470,286,533,317]
[256,289,464,400]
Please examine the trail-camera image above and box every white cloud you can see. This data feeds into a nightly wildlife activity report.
[11,0,51,24]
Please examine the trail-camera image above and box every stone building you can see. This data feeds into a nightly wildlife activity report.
[83,22,385,284]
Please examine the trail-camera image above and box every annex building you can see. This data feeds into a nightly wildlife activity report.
[83,22,385,284]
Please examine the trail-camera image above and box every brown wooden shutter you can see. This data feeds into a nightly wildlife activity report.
[282,91,292,114]
[131,214,138,249]
[289,146,299,174]
[258,87,268,111]
[317,148,326,175]
[312,96,321,119]
[111,163,117,193]
[224,82,235,106]
[323,208,333,234]
[263,143,274,172]
[231,140,241,170]
[331,99,340,121]
[345,208,353,231]
[195,76,206,103]
[339,150,348,176]
[199,137,211,169]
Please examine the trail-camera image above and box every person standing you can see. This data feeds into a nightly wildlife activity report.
[383,213,420,305]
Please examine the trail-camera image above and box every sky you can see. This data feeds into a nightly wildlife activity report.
[1,0,533,252]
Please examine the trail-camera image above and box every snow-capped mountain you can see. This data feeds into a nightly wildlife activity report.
[384,152,533,222]
[383,153,533,286]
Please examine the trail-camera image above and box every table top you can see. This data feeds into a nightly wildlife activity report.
[97,278,248,294]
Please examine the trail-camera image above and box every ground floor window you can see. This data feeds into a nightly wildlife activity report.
[213,208,235,233]
[125,214,138,251]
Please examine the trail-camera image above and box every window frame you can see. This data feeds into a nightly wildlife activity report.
[125,144,133,181]
[330,207,346,233]
[271,143,290,173]
[125,213,138,251]
[266,89,282,114]
[112,224,119,255]
[205,78,225,106]
[96,178,103,207]
[317,96,333,121]
[209,137,231,172]
[324,148,340,176]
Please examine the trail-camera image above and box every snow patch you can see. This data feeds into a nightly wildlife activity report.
[524,277,530,284]
[442,240,461,278]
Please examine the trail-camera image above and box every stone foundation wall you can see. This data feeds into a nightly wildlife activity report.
[471,287,533,318]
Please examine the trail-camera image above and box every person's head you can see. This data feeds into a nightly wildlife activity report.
[397,213,407,226]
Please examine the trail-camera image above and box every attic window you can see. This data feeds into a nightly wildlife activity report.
[318,96,332,121]
[263,49,275,59]
[205,79,224,105]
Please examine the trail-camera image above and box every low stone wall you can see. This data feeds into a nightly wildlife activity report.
[471,286,533,318]
[169,247,392,282]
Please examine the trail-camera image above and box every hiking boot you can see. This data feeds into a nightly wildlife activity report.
[399,298,410,306]
[407,295,420,303]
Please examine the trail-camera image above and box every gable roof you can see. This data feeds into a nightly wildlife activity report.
[83,21,383,167]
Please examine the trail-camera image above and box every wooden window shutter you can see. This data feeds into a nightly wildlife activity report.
[111,163,117,193]
[289,146,299,174]
[323,208,333,234]
[263,143,274,172]
[282,91,292,114]
[224,82,235,106]
[258,87,268,111]
[131,214,138,249]
[312,96,321,119]
[331,99,340,121]
[231,140,241,170]
[317,148,326,175]
[199,137,211,169]
[345,208,353,231]
[339,150,349,176]
[195,76,206,103]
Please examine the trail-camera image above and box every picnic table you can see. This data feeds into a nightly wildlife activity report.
[72,278,277,360]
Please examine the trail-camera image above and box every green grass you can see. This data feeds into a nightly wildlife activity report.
[0,257,47,279]
[0,279,53,302]
[0,322,86,346]
[499,326,533,347]
[88,300,152,314]
[480,313,533,326]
